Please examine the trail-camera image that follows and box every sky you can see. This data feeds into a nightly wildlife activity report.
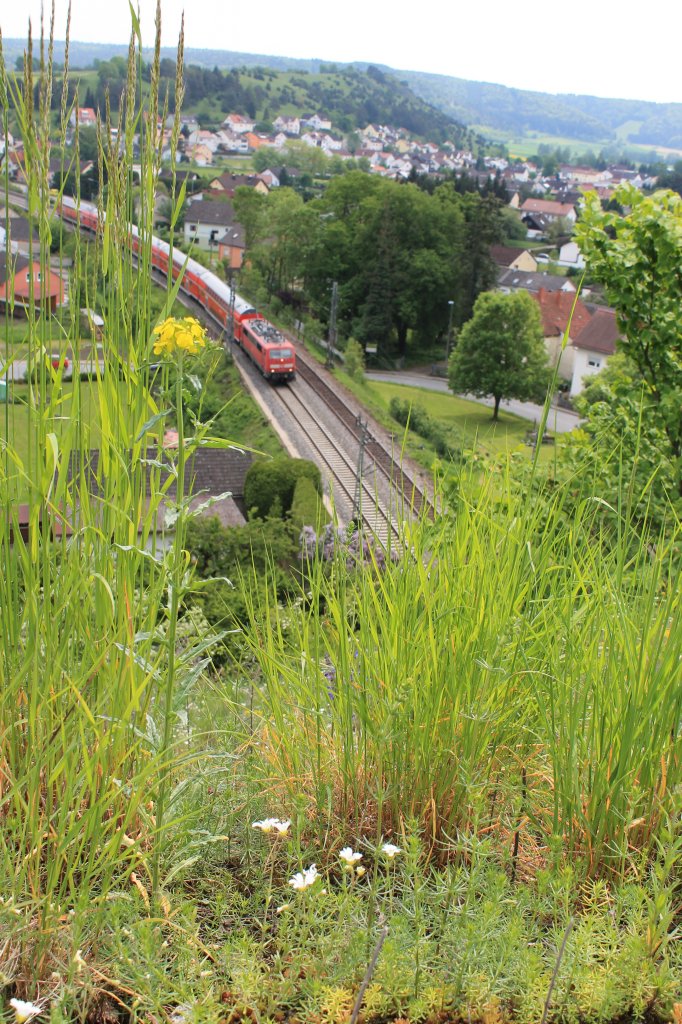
[3,0,682,105]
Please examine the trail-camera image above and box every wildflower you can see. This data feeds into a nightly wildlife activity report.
[276,903,291,914]
[356,866,366,877]
[381,842,401,859]
[73,948,86,973]
[289,864,320,890]
[152,316,207,357]
[252,818,291,835]
[339,847,363,869]
[10,1001,41,1024]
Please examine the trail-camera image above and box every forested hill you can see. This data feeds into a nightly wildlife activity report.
[179,63,478,147]
[398,70,682,149]
[6,36,682,149]
[3,39,477,148]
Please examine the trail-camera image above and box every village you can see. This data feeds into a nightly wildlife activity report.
[1,98,648,402]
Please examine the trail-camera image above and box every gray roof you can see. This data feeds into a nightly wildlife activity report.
[0,251,30,286]
[497,268,575,293]
[2,212,39,244]
[185,199,237,227]
[68,447,254,501]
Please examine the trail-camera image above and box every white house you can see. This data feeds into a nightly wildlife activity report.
[184,199,239,252]
[556,241,585,269]
[569,308,620,396]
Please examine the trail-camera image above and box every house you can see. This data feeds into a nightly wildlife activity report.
[67,447,255,536]
[215,129,249,154]
[217,225,246,269]
[1,211,39,256]
[188,143,213,166]
[183,199,240,252]
[222,114,256,135]
[520,198,576,223]
[69,107,97,128]
[302,114,332,132]
[187,130,219,152]
[490,245,538,273]
[0,252,66,315]
[208,172,269,197]
[569,308,620,396]
[273,116,300,136]
[532,287,592,383]
[258,169,280,189]
[244,132,267,151]
[520,210,554,240]
[556,241,585,270]
[497,269,576,295]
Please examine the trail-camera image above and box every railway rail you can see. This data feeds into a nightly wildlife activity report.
[55,192,433,542]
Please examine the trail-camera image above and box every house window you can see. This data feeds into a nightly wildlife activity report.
[587,358,601,368]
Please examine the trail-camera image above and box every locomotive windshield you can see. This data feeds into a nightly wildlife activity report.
[270,348,293,360]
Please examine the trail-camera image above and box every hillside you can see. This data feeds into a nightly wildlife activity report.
[5,38,682,150]
[3,39,477,149]
[180,63,479,147]
[398,70,682,150]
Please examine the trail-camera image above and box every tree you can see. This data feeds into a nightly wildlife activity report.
[566,354,680,530]
[576,185,682,495]
[448,291,550,420]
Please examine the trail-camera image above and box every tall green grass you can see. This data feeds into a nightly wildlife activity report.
[0,5,219,951]
[237,463,680,878]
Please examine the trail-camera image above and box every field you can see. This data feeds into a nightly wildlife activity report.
[1,20,681,1024]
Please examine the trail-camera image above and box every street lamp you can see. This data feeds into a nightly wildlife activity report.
[445,299,455,364]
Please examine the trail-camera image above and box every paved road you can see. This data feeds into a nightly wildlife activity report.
[365,370,582,434]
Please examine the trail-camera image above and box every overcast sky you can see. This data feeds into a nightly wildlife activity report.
[3,0,681,105]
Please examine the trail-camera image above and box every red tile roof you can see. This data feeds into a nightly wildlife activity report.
[532,287,592,337]
[520,198,576,217]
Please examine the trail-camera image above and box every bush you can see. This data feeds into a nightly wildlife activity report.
[344,338,365,381]
[244,457,322,519]
[388,396,461,460]
[290,475,326,531]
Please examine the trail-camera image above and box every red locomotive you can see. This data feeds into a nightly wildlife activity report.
[57,196,296,382]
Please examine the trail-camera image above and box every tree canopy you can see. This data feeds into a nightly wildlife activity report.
[448,290,549,420]
[237,172,503,358]
[576,185,682,495]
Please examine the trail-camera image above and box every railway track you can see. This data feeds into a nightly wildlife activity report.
[274,368,400,545]
[79,220,431,545]
[293,354,431,518]
[172,288,432,543]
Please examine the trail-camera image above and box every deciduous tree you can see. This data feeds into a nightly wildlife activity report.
[576,185,682,495]
[448,291,549,420]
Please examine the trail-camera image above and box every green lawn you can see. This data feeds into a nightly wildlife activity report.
[338,372,551,468]
[0,379,123,498]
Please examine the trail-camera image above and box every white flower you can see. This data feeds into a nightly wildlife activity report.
[288,864,320,890]
[339,847,363,868]
[276,903,291,914]
[356,865,366,877]
[252,818,291,835]
[381,842,401,858]
[10,1000,41,1024]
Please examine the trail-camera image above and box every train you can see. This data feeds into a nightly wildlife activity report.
[57,195,296,382]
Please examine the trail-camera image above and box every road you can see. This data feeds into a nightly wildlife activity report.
[365,369,582,434]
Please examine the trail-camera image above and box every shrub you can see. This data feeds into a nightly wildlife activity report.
[290,474,326,531]
[344,338,365,381]
[244,457,321,519]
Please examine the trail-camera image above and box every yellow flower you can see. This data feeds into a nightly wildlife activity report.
[152,317,207,357]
